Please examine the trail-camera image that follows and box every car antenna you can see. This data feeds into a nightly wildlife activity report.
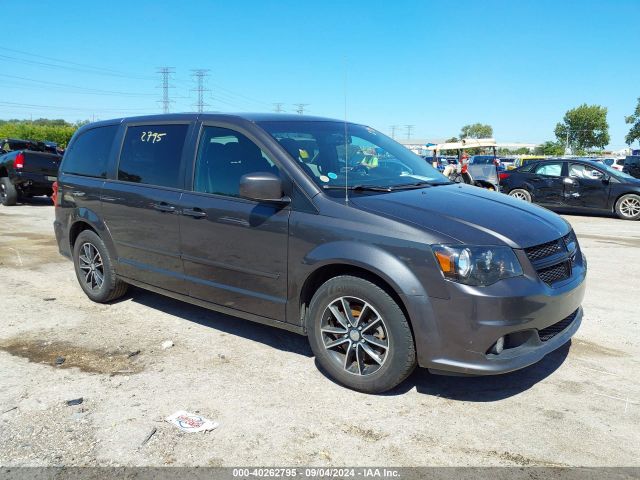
[343,57,349,205]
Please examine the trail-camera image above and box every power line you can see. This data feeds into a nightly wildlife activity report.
[0,100,149,113]
[273,103,285,113]
[157,67,175,114]
[191,69,210,113]
[0,73,154,97]
[0,53,154,81]
[405,124,415,140]
[0,45,155,79]
[209,82,273,107]
[294,103,309,115]
[390,125,399,139]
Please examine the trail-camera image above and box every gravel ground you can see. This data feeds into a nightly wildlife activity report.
[0,199,638,467]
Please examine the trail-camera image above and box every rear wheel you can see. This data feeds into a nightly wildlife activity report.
[306,275,416,393]
[615,194,640,220]
[508,188,532,202]
[73,230,128,303]
[0,177,18,206]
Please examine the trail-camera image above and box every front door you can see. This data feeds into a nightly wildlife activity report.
[529,161,565,205]
[101,122,192,293]
[563,163,610,209]
[178,124,289,320]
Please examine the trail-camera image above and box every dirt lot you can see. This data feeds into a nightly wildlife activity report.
[0,199,638,467]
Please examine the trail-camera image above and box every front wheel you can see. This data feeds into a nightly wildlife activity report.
[306,276,416,393]
[508,188,532,202]
[615,194,640,220]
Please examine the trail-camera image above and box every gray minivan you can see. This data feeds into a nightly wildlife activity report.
[53,113,586,393]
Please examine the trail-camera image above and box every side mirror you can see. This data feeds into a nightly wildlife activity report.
[239,172,289,203]
[602,175,610,184]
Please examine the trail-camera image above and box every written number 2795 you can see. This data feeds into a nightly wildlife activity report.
[141,131,167,143]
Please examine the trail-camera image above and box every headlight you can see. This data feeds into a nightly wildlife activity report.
[431,245,523,286]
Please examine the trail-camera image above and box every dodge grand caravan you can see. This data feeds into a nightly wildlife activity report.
[54,114,587,393]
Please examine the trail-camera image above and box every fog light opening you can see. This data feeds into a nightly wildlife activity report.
[491,336,505,355]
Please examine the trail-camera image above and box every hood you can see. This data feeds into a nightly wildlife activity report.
[349,184,570,249]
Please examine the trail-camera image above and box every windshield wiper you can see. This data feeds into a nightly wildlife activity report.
[323,184,393,192]
[386,181,449,190]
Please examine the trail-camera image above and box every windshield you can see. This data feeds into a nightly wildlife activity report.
[471,155,496,164]
[597,162,635,180]
[258,121,447,190]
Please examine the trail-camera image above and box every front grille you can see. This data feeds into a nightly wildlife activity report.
[538,309,578,342]
[538,261,571,285]
[525,230,579,287]
[525,239,564,261]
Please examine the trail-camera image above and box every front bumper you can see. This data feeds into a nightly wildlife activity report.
[404,249,587,376]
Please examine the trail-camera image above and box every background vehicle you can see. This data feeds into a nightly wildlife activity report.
[623,155,640,179]
[498,157,515,171]
[500,159,640,220]
[0,140,61,206]
[510,156,546,170]
[470,155,500,167]
[427,139,499,190]
[602,158,625,172]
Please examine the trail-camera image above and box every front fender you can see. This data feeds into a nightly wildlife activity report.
[296,240,441,367]
[303,240,429,298]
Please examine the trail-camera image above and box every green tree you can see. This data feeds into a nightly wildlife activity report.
[444,136,459,143]
[554,104,609,151]
[534,141,565,156]
[625,97,640,146]
[460,123,493,139]
[0,119,87,147]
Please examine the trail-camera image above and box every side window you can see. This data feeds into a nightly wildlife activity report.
[193,126,279,197]
[117,124,189,188]
[534,162,563,177]
[61,125,117,178]
[569,163,603,179]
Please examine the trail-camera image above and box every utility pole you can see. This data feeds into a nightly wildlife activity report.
[294,103,309,115]
[405,124,415,141]
[191,69,210,113]
[390,125,399,139]
[273,103,285,113]
[157,67,175,114]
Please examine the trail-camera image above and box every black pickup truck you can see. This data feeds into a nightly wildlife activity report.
[0,138,62,206]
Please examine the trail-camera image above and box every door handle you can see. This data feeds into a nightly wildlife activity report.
[71,191,86,197]
[153,202,176,213]
[182,207,207,218]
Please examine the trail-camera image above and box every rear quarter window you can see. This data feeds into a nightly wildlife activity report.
[117,124,189,188]
[61,125,118,178]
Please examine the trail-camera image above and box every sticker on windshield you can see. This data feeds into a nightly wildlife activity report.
[319,175,330,183]
[327,172,338,180]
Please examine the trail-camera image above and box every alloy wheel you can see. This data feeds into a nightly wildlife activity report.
[620,197,640,218]
[510,190,529,201]
[320,296,389,376]
[78,242,104,291]
[0,183,6,202]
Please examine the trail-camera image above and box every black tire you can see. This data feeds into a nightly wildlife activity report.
[306,275,416,393]
[508,188,532,202]
[73,230,128,303]
[0,177,18,206]
[614,194,640,221]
